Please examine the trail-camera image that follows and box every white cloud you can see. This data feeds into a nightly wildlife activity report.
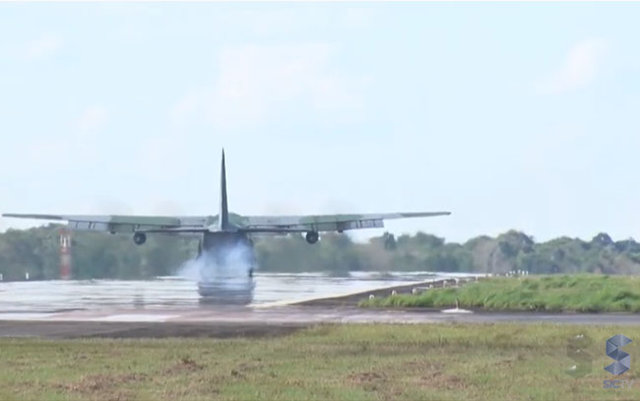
[25,34,63,60]
[538,38,607,94]
[170,43,367,129]
[76,106,109,133]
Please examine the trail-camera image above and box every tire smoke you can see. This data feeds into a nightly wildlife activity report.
[177,241,255,282]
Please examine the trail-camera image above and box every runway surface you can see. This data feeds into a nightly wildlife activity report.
[0,271,470,312]
[1,272,639,338]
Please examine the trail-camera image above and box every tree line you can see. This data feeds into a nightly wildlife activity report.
[0,224,639,280]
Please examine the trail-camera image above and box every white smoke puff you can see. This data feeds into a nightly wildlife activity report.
[177,258,202,281]
[177,241,254,282]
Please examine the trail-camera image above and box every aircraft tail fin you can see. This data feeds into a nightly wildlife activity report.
[219,149,230,230]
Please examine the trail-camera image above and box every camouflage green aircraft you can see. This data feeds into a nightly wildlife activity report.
[3,150,450,261]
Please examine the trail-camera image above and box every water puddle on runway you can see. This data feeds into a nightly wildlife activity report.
[0,272,476,313]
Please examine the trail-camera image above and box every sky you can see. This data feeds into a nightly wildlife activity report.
[1,3,639,244]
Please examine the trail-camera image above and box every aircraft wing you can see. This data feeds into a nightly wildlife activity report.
[2,210,451,234]
[1,213,210,233]
[238,211,451,233]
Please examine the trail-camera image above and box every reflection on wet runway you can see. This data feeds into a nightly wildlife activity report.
[0,272,474,313]
[197,277,255,305]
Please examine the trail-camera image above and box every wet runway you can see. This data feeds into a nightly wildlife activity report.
[0,271,468,314]
[1,272,639,338]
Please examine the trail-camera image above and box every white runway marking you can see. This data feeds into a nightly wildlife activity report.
[90,314,179,322]
[441,308,473,314]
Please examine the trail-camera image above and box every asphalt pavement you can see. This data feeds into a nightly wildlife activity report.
[1,305,640,338]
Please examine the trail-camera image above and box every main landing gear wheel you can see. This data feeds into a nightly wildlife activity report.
[305,231,319,244]
[133,232,147,245]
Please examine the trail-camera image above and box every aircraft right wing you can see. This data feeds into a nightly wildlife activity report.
[238,211,451,233]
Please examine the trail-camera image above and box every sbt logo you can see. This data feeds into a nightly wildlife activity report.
[603,334,633,389]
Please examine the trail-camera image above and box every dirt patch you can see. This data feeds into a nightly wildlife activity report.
[402,360,466,390]
[348,371,387,384]
[494,358,516,367]
[347,371,388,391]
[419,371,466,390]
[56,372,149,398]
[235,360,263,372]
[164,356,205,375]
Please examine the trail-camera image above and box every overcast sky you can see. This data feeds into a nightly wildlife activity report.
[1,3,639,243]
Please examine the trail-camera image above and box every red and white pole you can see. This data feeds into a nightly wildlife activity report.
[59,228,72,280]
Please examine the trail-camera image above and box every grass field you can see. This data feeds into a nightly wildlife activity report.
[0,323,639,401]
[361,275,640,312]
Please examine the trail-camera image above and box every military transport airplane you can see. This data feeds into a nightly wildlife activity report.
[3,150,450,264]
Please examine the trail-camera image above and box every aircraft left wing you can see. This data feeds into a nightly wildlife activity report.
[237,211,451,233]
[1,213,210,233]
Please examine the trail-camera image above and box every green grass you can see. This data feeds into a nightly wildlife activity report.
[361,275,640,312]
[0,324,638,400]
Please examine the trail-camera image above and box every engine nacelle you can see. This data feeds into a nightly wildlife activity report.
[305,231,319,244]
[133,232,147,245]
